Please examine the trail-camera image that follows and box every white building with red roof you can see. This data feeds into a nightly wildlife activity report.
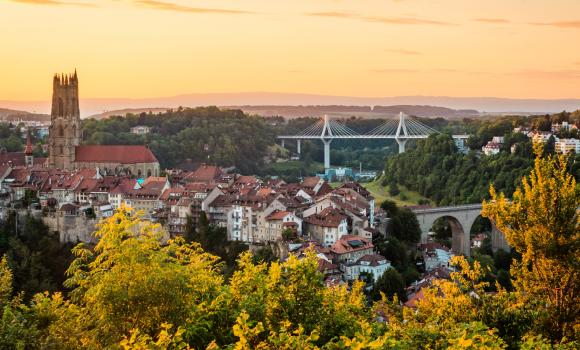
[304,207,348,247]
[343,254,391,282]
[330,235,374,264]
[482,142,501,156]
[263,210,303,241]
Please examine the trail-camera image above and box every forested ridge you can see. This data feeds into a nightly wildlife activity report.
[81,107,276,174]
[82,109,402,175]
[382,134,534,205]
[0,151,577,348]
[382,111,580,205]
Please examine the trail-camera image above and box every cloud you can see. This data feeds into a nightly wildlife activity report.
[509,69,580,79]
[134,0,252,14]
[362,15,454,26]
[306,11,454,26]
[10,0,96,7]
[369,68,420,74]
[385,49,422,56]
[370,68,492,75]
[474,18,511,24]
[529,20,580,28]
[306,11,355,19]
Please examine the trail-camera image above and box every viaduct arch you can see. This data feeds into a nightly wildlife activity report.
[411,204,509,257]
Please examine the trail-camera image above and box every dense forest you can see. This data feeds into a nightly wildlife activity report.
[0,151,577,348]
[0,213,74,300]
[0,124,24,152]
[82,110,403,176]
[82,107,276,174]
[382,111,580,205]
[382,134,534,205]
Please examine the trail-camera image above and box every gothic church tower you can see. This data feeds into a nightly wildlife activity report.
[48,71,81,169]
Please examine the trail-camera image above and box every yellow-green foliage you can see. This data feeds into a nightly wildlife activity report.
[0,256,12,306]
[52,206,223,348]
[483,147,580,341]
[0,154,578,350]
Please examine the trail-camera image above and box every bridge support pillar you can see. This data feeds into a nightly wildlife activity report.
[322,139,332,169]
[297,139,301,156]
[491,223,510,253]
[281,139,285,148]
[396,139,408,153]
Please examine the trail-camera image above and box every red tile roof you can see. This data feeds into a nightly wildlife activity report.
[184,164,223,183]
[304,207,346,228]
[236,175,259,184]
[0,151,25,166]
[266,210,292,221]
[75,145,158,164]
[404,289,425,308]
[24,137,34,155]
[356,254,389,267]
[184,182,213,192]
[330,235,374,255]
[302,176,321,188]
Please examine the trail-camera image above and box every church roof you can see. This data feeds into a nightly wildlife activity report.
[74,145,158,164]
[0,151,25,166]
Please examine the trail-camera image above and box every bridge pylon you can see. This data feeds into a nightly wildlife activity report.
[321,115,334,169]
[277,112,462,166]
[395,112,410,153]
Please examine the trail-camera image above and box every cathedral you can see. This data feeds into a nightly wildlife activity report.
[48,71,160,177]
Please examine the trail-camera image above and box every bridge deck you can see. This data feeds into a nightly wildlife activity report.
[411,204,482,214]
[277,134,469,139]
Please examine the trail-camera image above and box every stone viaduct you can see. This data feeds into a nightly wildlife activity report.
[411,204,509,256]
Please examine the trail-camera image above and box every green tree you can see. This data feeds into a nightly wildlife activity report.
[371,268,406,301]
[388,181,400,196]
[389,208,421,244]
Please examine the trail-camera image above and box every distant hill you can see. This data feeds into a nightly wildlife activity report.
[87,108,170,120]
[2,93,579,117]
[0,108,50,122]
[229,105,480,118]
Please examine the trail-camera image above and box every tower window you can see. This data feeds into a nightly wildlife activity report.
[58,97,64,115]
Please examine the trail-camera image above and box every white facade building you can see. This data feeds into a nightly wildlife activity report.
[343,254,392,282]
[555,138,580,154]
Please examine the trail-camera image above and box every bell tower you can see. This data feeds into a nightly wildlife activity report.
[48,70,81,169]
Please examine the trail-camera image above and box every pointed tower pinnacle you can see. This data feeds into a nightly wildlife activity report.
[24,131,33,155]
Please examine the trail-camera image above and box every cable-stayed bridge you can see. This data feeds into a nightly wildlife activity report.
[278,112,469,169]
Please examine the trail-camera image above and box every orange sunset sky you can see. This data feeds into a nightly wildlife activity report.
[1,0,579,101]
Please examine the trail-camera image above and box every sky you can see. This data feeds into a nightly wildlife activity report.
[1,0,580,101]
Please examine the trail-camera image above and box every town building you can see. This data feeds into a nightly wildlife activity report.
[304,207,348,247]
[454,138,469,154]
[482,142,501,156]
[330,235,374,265]
[48,72,160,176]
[130,125,151,134]
[555,138,580,154]
[343,254,391,282]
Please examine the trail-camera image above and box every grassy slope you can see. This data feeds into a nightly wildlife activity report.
[264,160,324,177]
[362,180,429,207]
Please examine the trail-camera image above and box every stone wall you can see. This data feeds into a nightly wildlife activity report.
[43,215,98,244]
[249,241,289,260]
